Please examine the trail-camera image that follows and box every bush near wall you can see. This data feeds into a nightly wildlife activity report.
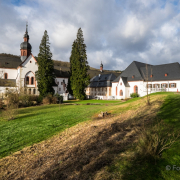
[42,93,63,105]
[54,93,63,103]
[42,93,57,105]
[130,93,139,98]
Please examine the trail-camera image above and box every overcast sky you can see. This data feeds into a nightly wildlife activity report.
[0,0,180,70]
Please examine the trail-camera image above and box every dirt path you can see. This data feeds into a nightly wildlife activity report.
[0,96,165,180]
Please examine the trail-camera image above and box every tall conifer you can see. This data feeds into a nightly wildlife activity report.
[68,28,90,100]
[35,30,55,97]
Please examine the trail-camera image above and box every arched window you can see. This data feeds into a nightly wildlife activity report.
[23,51,26,56]
[33,89,36,95]
[4,73,8,79]
[120,90,123,96]
[134,85,138,94]
[31,77,34,85]
[26,76,29,85]
[29,88,31,95]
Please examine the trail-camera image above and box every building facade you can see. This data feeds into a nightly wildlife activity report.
[112,61,180,99]
[0,25,68,97]
[86,63,118,99]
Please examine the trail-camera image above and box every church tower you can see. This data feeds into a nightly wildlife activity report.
[20,23,32,61]
[100,61,103,72]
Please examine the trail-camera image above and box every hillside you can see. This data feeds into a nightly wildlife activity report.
[0,53,122,78]
[0,93,179,179]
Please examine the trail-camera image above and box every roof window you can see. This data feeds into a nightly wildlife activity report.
[165,73,168,77]
[150,75,153,78]
[5,62,9,65]
[132,75,135,78]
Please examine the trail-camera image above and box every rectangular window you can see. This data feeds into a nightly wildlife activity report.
[61,82,63,85]
[162,84,167,88]
[170,83,176,88]
[59,88,61,91]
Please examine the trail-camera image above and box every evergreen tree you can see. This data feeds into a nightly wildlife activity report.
[68,28,90,100]
[35,30,55,97]
[67,41,76,96]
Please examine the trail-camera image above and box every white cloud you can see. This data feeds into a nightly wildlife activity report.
[0,0,180,70]
[51,24,77,49]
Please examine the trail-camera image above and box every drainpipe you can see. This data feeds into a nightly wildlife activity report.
[168,81,169,92]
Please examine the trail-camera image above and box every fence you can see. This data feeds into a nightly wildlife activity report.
[94,96,116,100]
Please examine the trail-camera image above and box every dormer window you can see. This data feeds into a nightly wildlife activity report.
[165,73,168,76]
[132,75,135,78]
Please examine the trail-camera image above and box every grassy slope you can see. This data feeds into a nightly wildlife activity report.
[63,99,122,104]
[106,93,180,180]
[0,99,131,158]
[0,92,180,180]
[0,97,148,159]
[0,94,168,159]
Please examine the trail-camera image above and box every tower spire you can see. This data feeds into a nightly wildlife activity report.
[26,21,28,34]
[20,23,31,61]
[100,61,103,72]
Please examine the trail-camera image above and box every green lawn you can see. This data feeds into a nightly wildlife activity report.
[0,104,113,158]
[1,92,179,180]
[0,92,175,159]
[63,99,122,104]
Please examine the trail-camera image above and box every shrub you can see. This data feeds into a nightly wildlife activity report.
[19,94,31,107]
[130,93,139,98]
[51,96,58,104]
[54,93,63,103]
[136,120,180,158]
[29,95,39,102]
[5,91,19,108]
[2,104,18,120]
[37,95,43,104]
[42,96,51,104]
[42,93,63,104]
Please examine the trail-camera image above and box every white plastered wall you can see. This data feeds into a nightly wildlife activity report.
[0,68,17,79]
[17,55,39,94]
[112,78,130,99]
[55,77,68,94]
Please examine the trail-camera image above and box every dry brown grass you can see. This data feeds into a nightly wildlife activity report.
[0,95,166,180]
